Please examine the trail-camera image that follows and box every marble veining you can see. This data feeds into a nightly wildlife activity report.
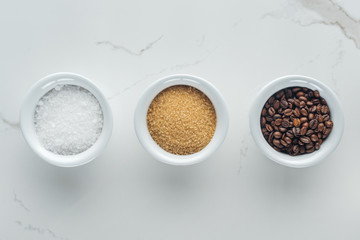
[264,0,360,49]
[96,35,163,56]
[13,191,31,213]
[16,220,69,240]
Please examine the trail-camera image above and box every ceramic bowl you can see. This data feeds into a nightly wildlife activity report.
[134,74,229,166]
[20,72,113,167]
[250,75,344,168]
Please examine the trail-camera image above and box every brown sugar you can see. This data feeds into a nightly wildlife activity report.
[147,85,217,155]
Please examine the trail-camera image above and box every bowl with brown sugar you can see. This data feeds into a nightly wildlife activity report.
[134,74,229,165]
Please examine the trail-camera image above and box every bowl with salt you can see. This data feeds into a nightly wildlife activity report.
[20,72,113,167]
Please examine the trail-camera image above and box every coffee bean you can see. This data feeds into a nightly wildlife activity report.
[273,114,281,119]
[300,101,306,107]
[300,117,308,123]
[306,147,315,153]
[273,139,283,148]
[315,142,320,150]
[292,87,301,93]
[286,130,294,139]
[292,145,300,154]
[279,127,287,132]
[309,119,318,129]
[281,119,290,128]
[293,118,301,127]
[261,108,267,116]
[280,139,289,147]
[305,142,314,150]
[302,122,309,129]
[317,123,325,132]
[273,100,280,110]
[275,118,282,126]
[323,114,330,121]
[268,107,276,116]
[311,134,318,142]
[306,129,314,136]
[274,131,282,139]
[285,89,293,98]
[306,101,313,106]
[276,90,285,99]
[310,106,317,113]
[321,105,329,114]
[296,91,305,98]
[261,117,266,126]
[293,108,300,117]
[300,146,306,154]
[265,124,273,132]
[325,120,333,128]
[300,136,311,144]
[284,136,292,145]
[268,96,275,104]
[283,108,292,116]
[280,100,288,109]
[300,108,308,116]
[300,126,307,135]
[294,99,301,107]
[314,90,320,98]
[299,96,307,102]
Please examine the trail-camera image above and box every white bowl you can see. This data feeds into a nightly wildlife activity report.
[134,74,229,166]
[250,75,344,168]
[20,72,113,167]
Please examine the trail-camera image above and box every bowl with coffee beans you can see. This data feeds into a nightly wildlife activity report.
[250,75,344,168]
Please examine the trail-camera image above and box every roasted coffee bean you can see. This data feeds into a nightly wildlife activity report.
[314,90,320,98]
[273,139,283,148]
[273,114,281,119]
[265,124,273,132]
[276,90,285,99]
[300,136,311,144]
[280,100,288,109]
[300,108,308,116]
[284,136,292,145]
[293,118,301,127]
[306,147,315,153]
[299,96,307,102]
[296,91,305,98]
[317,123,325,132]
[261,117,266,126]
[306,129,314,136]
[300,146,306,154]
[325,120,333,128]
[311,134,318,142]
[286,130,294,139]
[300,117,308,123]
[280,139,289,147]
[275,118,282,126]
[308,113,314,120]
[292,145,300,154]
[310,106,317,113]
[281,119,290,128]
[309,119,318,129]
[268,96,275,104]
[300,126,307,135]
[273,100,280,110]
[261,87,333,156]
[268,107,276,116]
[305,142,314,150]
[283,108,292,116]
[262,108,267,116]
[274,131,282,139]
[321,105,329,114]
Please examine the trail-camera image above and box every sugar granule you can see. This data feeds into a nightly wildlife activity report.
[34,85,104,155]
[147,85,217,155]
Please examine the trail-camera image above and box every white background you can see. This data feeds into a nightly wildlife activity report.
[1,0,360,239]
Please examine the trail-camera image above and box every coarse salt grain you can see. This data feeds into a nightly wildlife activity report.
[34,85,103,155]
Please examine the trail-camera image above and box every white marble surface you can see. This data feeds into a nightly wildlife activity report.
[1,0,360,239]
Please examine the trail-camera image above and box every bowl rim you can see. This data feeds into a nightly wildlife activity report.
[249,75,344,168]
[134,74,229,166]
[20,72,113,167]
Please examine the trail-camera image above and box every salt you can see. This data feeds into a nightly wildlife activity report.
[34,85,104,155]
